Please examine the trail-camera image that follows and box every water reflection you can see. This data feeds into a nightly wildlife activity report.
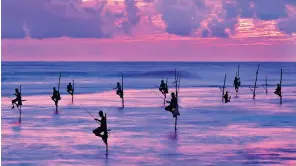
[2,87,296,165]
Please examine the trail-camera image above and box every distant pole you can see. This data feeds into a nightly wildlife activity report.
[19,85,22,122]
[237,64,240,96]
[238,65,240,78]
[280,68,283,105]
[235,71,238,97]
[253,65,260,99]
[175,69,178,131]
[106,144,108,156]
[175,69,177,99]
[105,113,109,156]
[175,116,177,131]
[58,73,61,92]
[72,80,74,103]
[122,74,124,108]
[250,65,260,99]
[57,73,61,113]
[265,76,268,95]
[164,78,168,106]
[222,74,227,102]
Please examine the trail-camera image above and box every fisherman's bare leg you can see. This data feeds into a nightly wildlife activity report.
[11,99,18,109]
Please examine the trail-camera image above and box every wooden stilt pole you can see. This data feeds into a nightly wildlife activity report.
[164,78,168,106]
[72,80,74,103]
[19,85,22,122]
[105,113,109,155]
[253,65,259,99]
[235,71,238,97]
[266,76,268,94]
[175,69,178,131]
[121,74,124,108]
[175,116,177,131]
[249,65,260,99]
[237,65,240,96]
[221,74,227,102]
[280,68,283,105]
[106,144,108,156]
[57,73,61,113]
[174,69,181,131]
[238,65,240,78]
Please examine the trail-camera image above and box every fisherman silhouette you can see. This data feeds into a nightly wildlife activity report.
[114,82,123,98]
[51,87,61,106]
[159,80,168,95]
[165,92,178,116]
[67,82,73,95]
[11,88,22,109]
[233,77,240,92]
[274,83,282,97]
[223,91,231,103]
[93,110,108,145]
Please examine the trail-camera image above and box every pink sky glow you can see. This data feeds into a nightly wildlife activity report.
[1,0,296,61]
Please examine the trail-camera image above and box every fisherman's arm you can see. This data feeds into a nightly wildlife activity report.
[94,118,101,122]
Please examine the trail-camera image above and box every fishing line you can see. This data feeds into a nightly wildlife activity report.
[80,105,94,118]
[149,88,164,100]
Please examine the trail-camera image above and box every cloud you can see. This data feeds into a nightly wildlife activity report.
[157,0,296,37]
[157,0,205,36]
[1,0,142,38]
[277,18,296,35]
[2,0,296,39]
[2,0,109,38]
[253,0,287,20]
[204,18,238,38]
[276,3,296,34]
[2,0,27,38]
[121,0,141,35]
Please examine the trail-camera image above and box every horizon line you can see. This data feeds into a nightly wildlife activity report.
[2,60,296,63]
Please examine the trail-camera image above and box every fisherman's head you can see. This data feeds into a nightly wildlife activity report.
[117,82,120,85]
[277,83,280,86]
[226,91,228,94]
[15,88,19,92]
[53,87,56,90]
[161,80,164,83]
[99,110,103,117]
[171,92,175,97]
[69,82,71,85]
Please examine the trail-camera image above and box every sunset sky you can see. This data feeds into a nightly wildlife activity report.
[2,0,296,61]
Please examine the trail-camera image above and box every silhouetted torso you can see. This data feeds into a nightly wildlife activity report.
[223,93,230,103]
[116,84,122,91]
[275,85,281,96]
[100,116,107,129]
[14,92,21,100]
[170,96,177,108]
[234,77,240,86]
[52,90,59,99]
[160,82,166,89]
[67,84,73,91]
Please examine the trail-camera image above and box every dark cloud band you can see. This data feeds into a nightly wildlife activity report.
[2,0,296,39]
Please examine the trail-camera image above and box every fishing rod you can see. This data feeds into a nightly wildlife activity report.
[108,80,114,87]
[80,105,95,118]
[79,105,100,124]
[149,89,164,100]
[153,84,159,89]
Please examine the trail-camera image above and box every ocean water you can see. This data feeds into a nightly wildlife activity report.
[1,62,296,166]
